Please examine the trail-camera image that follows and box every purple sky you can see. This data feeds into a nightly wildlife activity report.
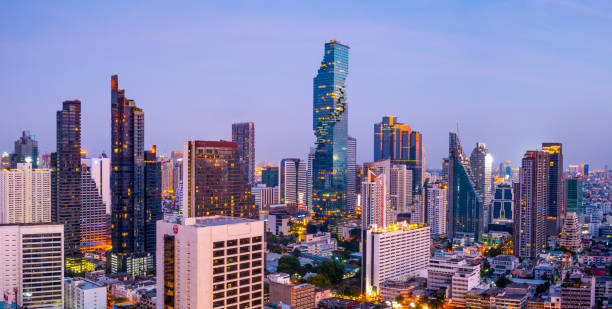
[1,1,612,169]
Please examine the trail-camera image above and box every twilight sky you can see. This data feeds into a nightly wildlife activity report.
[1,1,611,169]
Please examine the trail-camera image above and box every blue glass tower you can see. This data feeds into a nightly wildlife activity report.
[312,40,350,218]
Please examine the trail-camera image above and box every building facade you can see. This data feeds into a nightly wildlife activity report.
[144,146,162,258]
[232,122,256,185]
[156,216,265,309]
[425,182,447,237]
[312,40,350,219]
[64,278,107,309]
[564,177,583,214]
[542,143,564,236]
[560,212,582,253]
[11,131,39,168]
[470,142,493,224]
[80,166,109,252]
[0,163,50,224]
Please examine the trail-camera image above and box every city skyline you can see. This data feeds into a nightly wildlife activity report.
[2,1,612,170]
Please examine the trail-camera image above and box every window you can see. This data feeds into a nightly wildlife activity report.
[213,267,224,274]
[213,275,224,283]
[240,271,250,278]
[240,246,250,253]
[228,240,237,246]
[240,238,250,245]
[213,250,224,257]
[227,248,238,255]
[213,241,225,249]
[252,236,262,243]
[214,258,224,266]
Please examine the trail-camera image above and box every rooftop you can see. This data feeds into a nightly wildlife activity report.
[186,216,257,227]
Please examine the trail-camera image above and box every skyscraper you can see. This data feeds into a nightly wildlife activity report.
[446,133,484,241]
[491,183,513,223]
[182,140,256,218]
[389,164,413,215]
[0,162,51,224]
[564,177,583,214]
[361,170,389,230]
[425,182,447,238]
[373,116,425,193]
[279,158,301,206]
[312,40,350,218]
[87,155,111,214]
[11,131,39,168]
[80,165,110,252]
[514,150,549,258]
[560,212,582,253]
[347,136,357,216]
[542,142,564,236]
[144,146,162,258]
[109,75,150,275]
[232,122,256,185]
[53,99,83,271]
[261,166,279,188]
[470,143,493,207]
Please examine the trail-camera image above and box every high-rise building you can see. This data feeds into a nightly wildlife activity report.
[361,170,389,230]
[373,116,425,194]
[11,131,39,168]
[389,164,413,215]
[144,146,162,258]
[564,177,583,214]
[363,223,430,296]
[307,148,315,211]
[470,143,493,224]
[312,40,350,218]
[542,142,564,236]
[109,75,150,275]
[1,152,11,169]
[156,216,265,309]
[182,140,256,218]
[232,122,256,185]
[261,166,279,188]
[87,155,111,214]
[425,182,447,238]
[0,223,64,308]
[446,133,484,241]
[252,184,275,213]
[80,165,109,252]
[0,163,51,224]
[514,150,549,259]
[52,99,83,270]
[491,183,513,224]
[279,158,301,206]
[347,136,357,216]
[498,161,512,180]
[560,212,582,253]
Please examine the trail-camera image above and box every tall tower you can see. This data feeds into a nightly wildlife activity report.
[182,140,256,218]
[53,100,83,271]
[11,131,39,168]
[347,136,357,215]
[373,116,425,194]
[470,142,493,228]
[279,158,301,206]
[446,133,483,241]
[564,177,583,214]
[542,142,563,236]
[361,170,388,230]
[514,150,549,258]
[80,164,110,252]
[312,40,350,219]
[232,122,255,185]
[109,75,150,275]
[144,146,162,258]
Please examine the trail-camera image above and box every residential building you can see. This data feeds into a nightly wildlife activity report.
[427,256,480,305]
[470,142,493,220]
[363,223,430,296]
[561,276,595,309]
[491,255,519,277]
[182,140,256,218]
[491,183,513,224]
[52,99,83,270]
[425,182,447,237]
[252,184,275,212]
[87,155,111,214]
[156,216,265,309]
[65,277,107,309]
[11,131,39,169]
[0,163,50,224]
[564,177,583,214]
[0,223,64,308]
[144,146,162,258]
[542,143,564,236]
[312,40,350,219]
[515,150,549,259]
[560,212,582,253]
[232,122,256,185]
[389,164,413,215]
[347,136,357,215]
[279,158,307,211]
[269,277,315,309]
[80,165,109,252]
[290,232,338,256]
[496,293,528,309]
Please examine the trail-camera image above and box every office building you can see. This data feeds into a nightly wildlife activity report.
[0,163,50,224]
[156,216,265,309]
[374,116,425,194]
[514,150,549,259]
[279,158,307,210]
[427,256,480,306]
[363,223,430,296]
[307,148,315,211]
[491,183,513,224]
[11,131,39,168]
[564,177,583,214]
[390,164,413,215]
[446,133,484,240]
[144,146,162,257]
[269,278,315,309]
[88,155,111,214]
[0,223,64,308]
[252,184,275,213]
[261,166,279,188]
[109,75,150,275]
[312,40,350,218]
[65,278,107,309]
[561,276,595,309]
[470,143,493,222]
[182,140,256,218]
[425,182,447,237]
[52,99,83,270]
[347,136,357,215]
[499,161,512,180]
[560,212,582,253]
[266,211,291,235]
[542,143,564,236]
[362,170,389,230]
[80,166,109,252]
[232,122,256,185]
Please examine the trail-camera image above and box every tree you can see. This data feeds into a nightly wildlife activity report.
[317,260,345,284]
[307,273,331,288]
[349,228,361,240]
[292,248,302,257]
[276,256,301,275]
[536,281,550,295]
[495,276,512,288]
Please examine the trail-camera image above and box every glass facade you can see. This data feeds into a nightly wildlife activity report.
[312,40,350,218]
[565,177,583,214]
[145,147,162,257]
[542,142,563,236]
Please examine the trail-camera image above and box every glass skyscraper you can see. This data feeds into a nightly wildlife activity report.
[312,40,350,218]
[542,142,563,236]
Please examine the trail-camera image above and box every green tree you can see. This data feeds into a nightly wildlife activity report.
[317,260,345,284]
[307,273,331,288]
[276,256,301,275]
[292,248,302,257]
[495,276,512,288]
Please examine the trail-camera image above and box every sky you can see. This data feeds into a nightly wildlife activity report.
[1,1,612,169]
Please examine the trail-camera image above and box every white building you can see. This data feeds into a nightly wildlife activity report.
[389,165,413,214]
[279,159,308,212]
[427,256,480,306]
[290,232,337,256]
[87,156,111,214]
[0,223,64,308]
[363,222,430,296]
[426,183,447,237]
[491,255,519,277]
[156,216,265,309]
[65,278,107,309]
[362,170,390,230]
[560,212,582,253]
[252,184,275,212]
[0,163,51,224]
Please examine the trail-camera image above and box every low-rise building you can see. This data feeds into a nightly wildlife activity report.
[496,293,528,309]
[269,278,315,309]
[65,278,107,309]
[289,232,337,256]
[491,255,519,277]
[428,255,480,306]
[561,276,595,309]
